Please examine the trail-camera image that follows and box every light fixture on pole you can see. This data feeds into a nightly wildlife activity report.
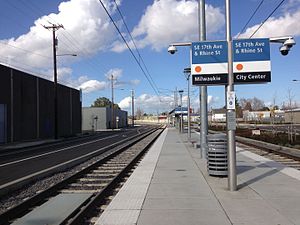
[110,74,115,130]
[131,89,135,127]
[178,90,184,133]
[184,67,191,140]
[57,54,77,57]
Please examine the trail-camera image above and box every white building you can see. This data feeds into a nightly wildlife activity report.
[82,107,128,131]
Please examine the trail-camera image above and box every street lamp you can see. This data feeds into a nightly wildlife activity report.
[184,67,191,139]
[178,90,184,133]
[131,89,135,127]
[116,88,135,128]
[57,54,77,57]
[269,36,296,56]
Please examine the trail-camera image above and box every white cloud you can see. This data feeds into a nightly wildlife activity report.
[78,80,107,93]
[119,96,132,109]
[113,0,224,52]
[208,95,220,106]
[118,92,221,113]
[237,10,300,38]
[119,93,173,113]
[105,68,123,80]
[0,0,118,77]
[129,79,140,85]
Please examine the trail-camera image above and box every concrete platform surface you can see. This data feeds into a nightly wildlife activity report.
[96,127,300,225]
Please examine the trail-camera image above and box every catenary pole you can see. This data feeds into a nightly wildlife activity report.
[199,0,208,158]
[225,0,237,191]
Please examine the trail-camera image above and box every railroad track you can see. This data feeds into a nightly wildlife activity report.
[237,142,300,170]
[0,126,165,225]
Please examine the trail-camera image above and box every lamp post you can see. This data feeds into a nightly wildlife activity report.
[131,89,135,127]
[179,90,184,133]
[110,74,115,130]
[184,68,191,139]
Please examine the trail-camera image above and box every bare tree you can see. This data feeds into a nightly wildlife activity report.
[240,97,265,111]
[270,92,277,135]
[286,89,296,143]
[252,97,265,111]
[239,98,248,109]
[136,107,144,120]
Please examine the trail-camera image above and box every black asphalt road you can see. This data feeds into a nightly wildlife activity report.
[0,126,151,186]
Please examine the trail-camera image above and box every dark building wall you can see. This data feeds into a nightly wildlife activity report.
[72,89,81,134]
[12,70,37,141]
[39,78,55,139]
[0,64,81,143]
[0,65,11,142]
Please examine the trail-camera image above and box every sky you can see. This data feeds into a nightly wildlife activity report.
[0,0,300,114]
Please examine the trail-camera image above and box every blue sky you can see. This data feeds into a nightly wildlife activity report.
[0,0,300,113]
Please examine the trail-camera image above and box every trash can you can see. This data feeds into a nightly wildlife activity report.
[207,134,228,176]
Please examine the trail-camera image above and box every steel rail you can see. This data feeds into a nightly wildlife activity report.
[0,126,153,196]
[0,126,163,224]
[67,127,165,225]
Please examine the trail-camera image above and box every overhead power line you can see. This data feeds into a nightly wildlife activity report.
[98,0,160,97]
[112,0,160,93]
[0,42,51,59]
[249,0,286,38]
[9,0,108,76]
[237,0,264,39]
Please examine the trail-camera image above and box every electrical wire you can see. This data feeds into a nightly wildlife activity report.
[98,0,160,97]
[112,0,160,93]
[0,42,51,59]
[237,0,264,39]
[7,0,108,77]
[249,0,286,38]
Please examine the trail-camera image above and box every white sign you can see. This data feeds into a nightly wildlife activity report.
[227,91,235,110]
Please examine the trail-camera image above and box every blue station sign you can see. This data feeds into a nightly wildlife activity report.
[191,38,271,85]
[233,38,271,84]
[191,41,228,85]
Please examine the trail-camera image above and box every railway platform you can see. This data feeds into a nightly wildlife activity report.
[96,127,300,225]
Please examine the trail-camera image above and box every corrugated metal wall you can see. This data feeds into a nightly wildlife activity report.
[0,64,82,143]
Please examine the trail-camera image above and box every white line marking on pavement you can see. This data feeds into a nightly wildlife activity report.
[0,134,119,167]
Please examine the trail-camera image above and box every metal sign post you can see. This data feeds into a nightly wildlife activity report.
[225,0,237,192]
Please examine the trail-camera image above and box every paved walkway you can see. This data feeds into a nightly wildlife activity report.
[96,127,300,225]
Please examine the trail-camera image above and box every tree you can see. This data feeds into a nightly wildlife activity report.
[286,89,296,143]
[252,97,265,111]
[240,97,265,111]
[136,107,144,120]
[91,97,120,109]
[244,102,252,111]
[235,96,243,118]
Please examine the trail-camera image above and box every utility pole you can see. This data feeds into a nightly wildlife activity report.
[199,0,208,158]
[111,74,115,129]
[225,0,237,191]
[131,89,134,127]
[44,24,64,139]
